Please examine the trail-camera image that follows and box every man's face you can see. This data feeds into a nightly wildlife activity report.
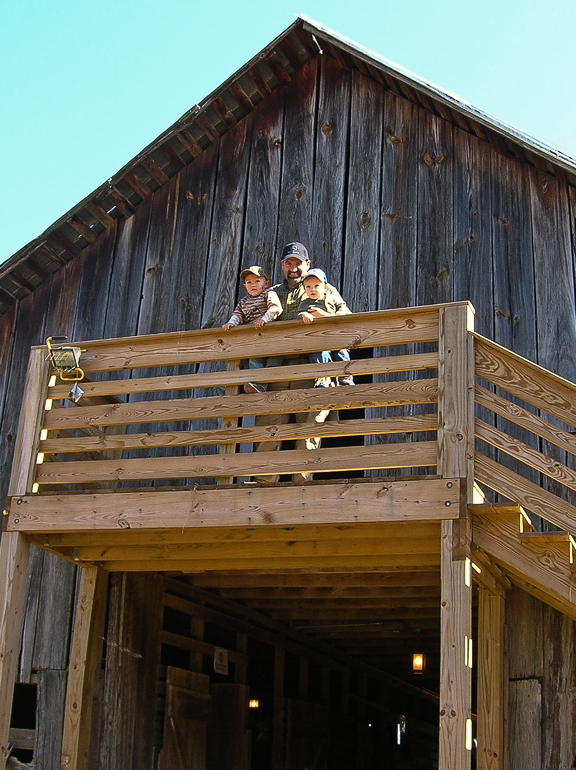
[303,277,326,301]
[281,257,311,287]
[243,274,269,297]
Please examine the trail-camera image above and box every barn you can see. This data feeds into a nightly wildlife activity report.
[1,16,576,770]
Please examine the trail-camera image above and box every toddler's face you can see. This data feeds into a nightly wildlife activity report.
[303,277,326,301]
[244,274,269,296]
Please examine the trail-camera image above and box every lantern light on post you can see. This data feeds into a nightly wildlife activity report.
[412,653,426,673]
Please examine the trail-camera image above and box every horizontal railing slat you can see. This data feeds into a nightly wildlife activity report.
[39,307,441,373]
[474,452,576,533]
[475,385,576,456]
[35,441,438,484]
[40,415,438,454]
[475,419,576,492]
[47,352,439,400]
[43,380,439,431]
[475,336,576,428]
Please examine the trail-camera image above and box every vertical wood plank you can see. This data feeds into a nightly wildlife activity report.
[453,129,494,340]
[298,657,309,700]
[477,586,505,770]
[272,647,285,770]
[379,90,418,311]
[439,519,472,770]
[61,566,108,770]
[310,55,351,279]
[541,605,576,768]
[509,680,542,770]
[243,87,284,278]
[36,669,68,770]
[416,110,454,307]
[276,58,318,248]
[341,70,383,313]
[437,303,474,480]
[0,532,30,761]
[7,347,50,498]
[219,359,242,484]
[235,633,247,685]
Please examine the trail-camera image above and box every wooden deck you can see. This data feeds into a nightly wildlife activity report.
[3,300,576,769]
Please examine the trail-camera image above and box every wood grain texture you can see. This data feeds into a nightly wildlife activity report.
[39,415,437,455]
[341,70,383,313]
[33,441,438,484]
[475,452,576,533]
[61,567,107,770]
[509,680,542,770]
[310,55,350,279]
[9,478,458,532]
[439,519,472,770]
[476,587,505,770]
[276,58,317,249]
[472,510,576,621]
[453,129,493,340]
[0,532,30,760]
[46,350,439,399]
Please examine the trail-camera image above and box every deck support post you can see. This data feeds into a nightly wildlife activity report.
[439,520,472,770]
[477,585,506,770]
[438,303,474,769]
[60,566,108,770]
[0,532,30,763]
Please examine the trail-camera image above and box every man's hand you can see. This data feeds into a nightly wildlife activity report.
[308,307,330,317]
[301,311,315,324]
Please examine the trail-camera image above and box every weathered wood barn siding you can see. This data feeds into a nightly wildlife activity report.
[2,47,576,767]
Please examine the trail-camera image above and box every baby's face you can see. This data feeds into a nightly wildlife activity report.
[244,274,269,296]
[303,277,326,301]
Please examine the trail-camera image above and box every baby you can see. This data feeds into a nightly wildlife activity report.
[297,268,355,387]
[223,266,281,393]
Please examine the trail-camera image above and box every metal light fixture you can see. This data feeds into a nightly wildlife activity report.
[412,653,426,674]
[46,336,85,384]
[249,699,259,709]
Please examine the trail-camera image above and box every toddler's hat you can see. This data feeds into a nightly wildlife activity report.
[281,242,309,261]
[302,268,327,283]
[240,265,268,280]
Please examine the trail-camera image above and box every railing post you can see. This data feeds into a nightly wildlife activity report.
[438,304,475,770]
[61,566,108,770]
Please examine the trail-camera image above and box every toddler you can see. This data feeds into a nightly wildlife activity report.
[297,268,355,387]
[223,266,281,393]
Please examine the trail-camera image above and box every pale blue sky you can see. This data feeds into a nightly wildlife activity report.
[1,0,575,264]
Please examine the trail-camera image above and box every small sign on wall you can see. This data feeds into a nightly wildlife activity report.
[213,646,229,675]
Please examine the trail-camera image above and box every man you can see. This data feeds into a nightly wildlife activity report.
[252,242,346,484]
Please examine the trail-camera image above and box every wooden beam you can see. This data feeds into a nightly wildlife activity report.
[8,478,459,532]
[8,347,51,496]
[41,380,439,431]
[46,352,439,400]
[272,648,284,770]
[0,532,31,762]
[472,509,576,621]
[39,519,442,548]
[40,415,437,455]
[438,303,474,479]
[95,552,441,572]
[61,566,108,770]
[188,570,440,588]
[72,535,441,564]
[439,520,472,770]
[475,452,576,533]
[33,441,438,485]
[219,359,241,484]
[46,305,448,374]
[476,585,505,770]
[474,334,576,428]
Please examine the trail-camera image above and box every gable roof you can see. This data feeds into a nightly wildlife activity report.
[2,16,575,318]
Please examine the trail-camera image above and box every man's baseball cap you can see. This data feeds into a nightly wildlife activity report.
[302,268,327,283]
[240,265,268,281]
[280,242,309,261]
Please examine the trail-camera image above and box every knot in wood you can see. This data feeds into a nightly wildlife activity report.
[423,152,435,167]
[361,212,371,228]
[295,186,305,201]
[321,122,332,137]
[390,134,401,145]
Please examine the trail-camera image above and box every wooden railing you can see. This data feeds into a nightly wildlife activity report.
[473,334,576,533]
[7,303,475,500]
